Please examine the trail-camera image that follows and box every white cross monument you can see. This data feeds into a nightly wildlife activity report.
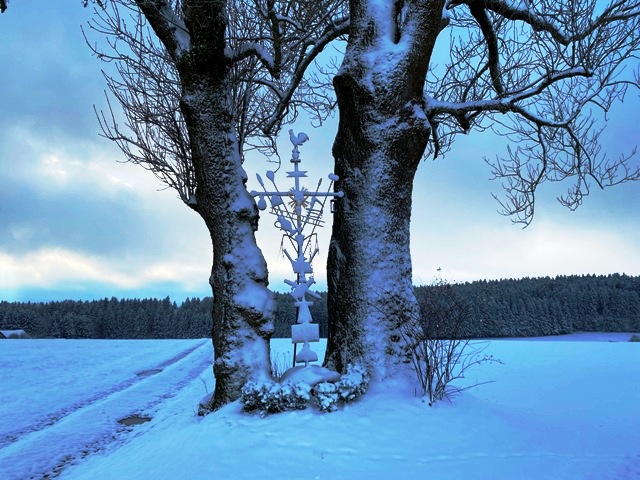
[250,130,343,367]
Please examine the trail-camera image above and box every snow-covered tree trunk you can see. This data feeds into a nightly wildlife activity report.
[82,0,347,409]
[137,0,274,410]
[325,0,447,377]
[181,85,274,409]
[325,0,640,379]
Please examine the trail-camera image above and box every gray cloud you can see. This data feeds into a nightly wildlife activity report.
[1,2,639,303]
[0,178,151,256]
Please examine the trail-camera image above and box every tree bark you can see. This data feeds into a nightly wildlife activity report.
[138,0,275,409]
[325,0,446,378]
[181,83,275,409]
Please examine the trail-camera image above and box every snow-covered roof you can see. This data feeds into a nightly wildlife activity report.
[0,329,27,338]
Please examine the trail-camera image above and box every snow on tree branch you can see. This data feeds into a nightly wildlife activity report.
[135,0,190,59]
[227,43,277,76]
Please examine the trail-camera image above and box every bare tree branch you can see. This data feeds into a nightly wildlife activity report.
[84,0,347,204]
[84,1,197,208]
[263,16,349,134]
[426,0,640,225]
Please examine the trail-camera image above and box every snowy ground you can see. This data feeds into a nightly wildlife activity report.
[1,334,639,480]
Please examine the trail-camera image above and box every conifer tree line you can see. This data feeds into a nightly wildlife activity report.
[0,274,638,339]
[416,273,640,338]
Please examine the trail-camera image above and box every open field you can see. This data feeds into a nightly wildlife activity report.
[1,334,639,479]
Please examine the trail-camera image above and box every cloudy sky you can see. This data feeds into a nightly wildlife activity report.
[1,2,639,303]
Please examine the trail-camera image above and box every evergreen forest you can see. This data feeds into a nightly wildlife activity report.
[1,274,638,339]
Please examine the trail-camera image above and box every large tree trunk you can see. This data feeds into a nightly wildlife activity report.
[180,77,275,410]
[324,0,446,378]
[173,3,274,410]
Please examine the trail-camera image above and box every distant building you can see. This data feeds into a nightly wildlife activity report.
[0,329,27,339]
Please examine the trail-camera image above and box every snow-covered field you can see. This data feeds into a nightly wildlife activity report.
[1,334,639,480]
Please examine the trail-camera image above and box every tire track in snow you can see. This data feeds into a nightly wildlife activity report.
[47,349,214,480]
[0,340,207,449]
[0,340,212,480]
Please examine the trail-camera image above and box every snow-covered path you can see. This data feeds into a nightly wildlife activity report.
[0,339,212,480]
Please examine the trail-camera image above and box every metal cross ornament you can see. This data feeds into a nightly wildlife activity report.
[250,130,343,367]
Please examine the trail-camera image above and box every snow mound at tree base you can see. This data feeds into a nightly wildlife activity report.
[279,365,341,386]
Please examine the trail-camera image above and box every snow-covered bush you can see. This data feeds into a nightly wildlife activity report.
[241,380,311,414]
[313,382,339,412]
[241,364,369,415]
[313,364,369,412]
[335,364,369,401]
